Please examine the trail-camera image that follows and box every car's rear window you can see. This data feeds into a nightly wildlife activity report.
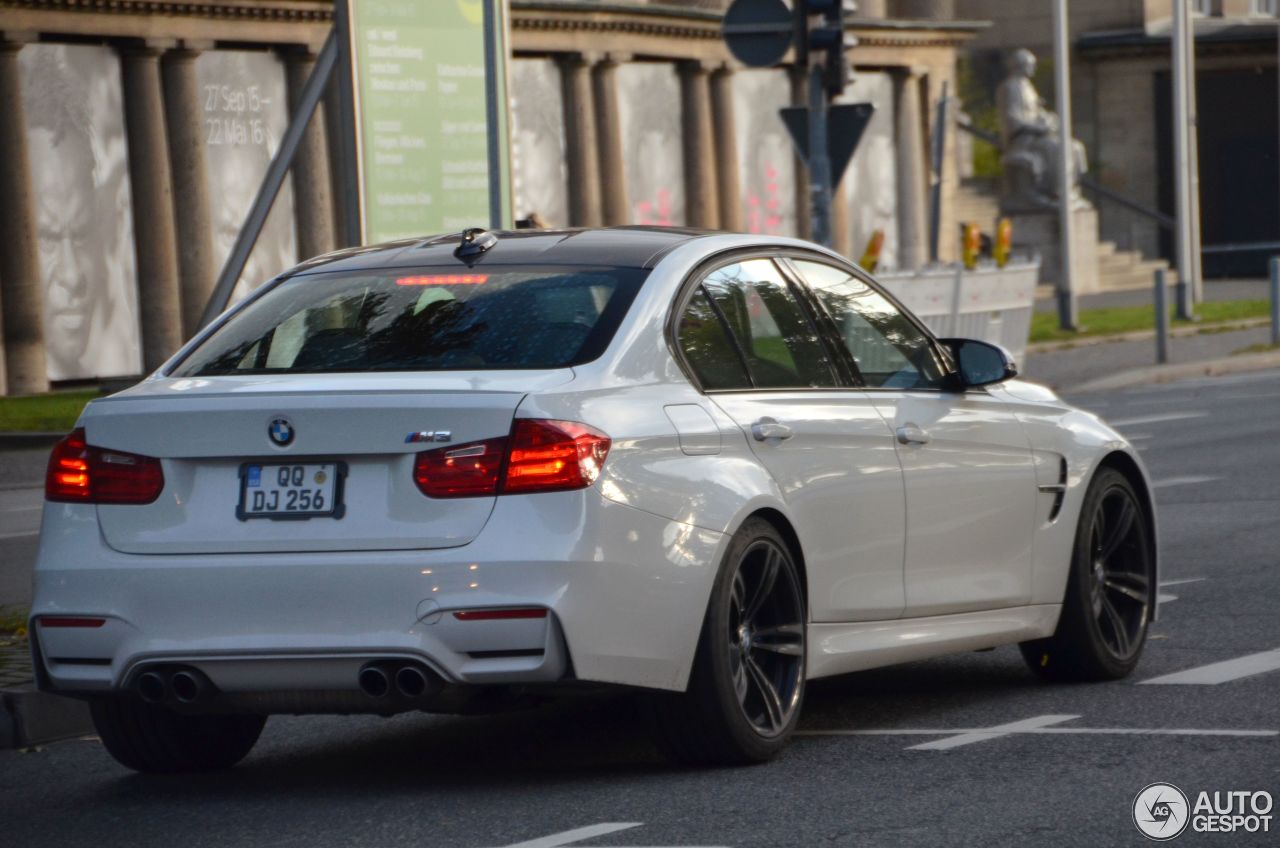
[171,266,648,376]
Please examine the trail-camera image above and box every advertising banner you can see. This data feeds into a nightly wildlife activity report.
[347,0,512,243]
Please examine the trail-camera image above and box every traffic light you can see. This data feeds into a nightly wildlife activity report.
[801,0,857,96]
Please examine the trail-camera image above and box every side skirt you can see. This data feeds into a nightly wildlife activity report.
[805,604,1062,680]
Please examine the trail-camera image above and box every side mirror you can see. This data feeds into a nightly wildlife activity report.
[939,338,1018,389]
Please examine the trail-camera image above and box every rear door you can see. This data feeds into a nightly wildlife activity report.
[788,258,1038,618]
[675,257,907,622]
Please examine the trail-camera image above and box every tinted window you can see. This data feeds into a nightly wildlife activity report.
[792,260,946,389]
[677,287,752,390]
[172,267,646,376]
[700,260,837,389]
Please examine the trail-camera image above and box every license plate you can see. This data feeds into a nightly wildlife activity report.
[236,461,347,521]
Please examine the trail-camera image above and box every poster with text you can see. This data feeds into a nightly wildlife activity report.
[349,0,512,242]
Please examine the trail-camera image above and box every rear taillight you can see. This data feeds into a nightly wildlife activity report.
[46,428,165,505]
[412,419,611,499]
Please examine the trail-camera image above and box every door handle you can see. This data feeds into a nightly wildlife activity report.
[751,419,794,442]
[896,424,931,445]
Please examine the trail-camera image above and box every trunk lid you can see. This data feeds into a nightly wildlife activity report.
[84,371,573,555]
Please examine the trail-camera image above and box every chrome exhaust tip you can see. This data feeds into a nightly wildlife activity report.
[136,671,167,704]
[358,664,391,698]
[394,665,429,698]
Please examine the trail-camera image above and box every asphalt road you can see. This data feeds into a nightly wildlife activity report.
[3,371,1279,847]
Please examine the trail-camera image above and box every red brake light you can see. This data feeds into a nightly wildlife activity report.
[413,436,507,498]
[412,419,610,499]
[503,420,611,494]
[396,274,488,286]
[38,616,106,628]
[46,428,165,505]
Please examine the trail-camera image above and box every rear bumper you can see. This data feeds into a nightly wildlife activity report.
[30,491,726,703]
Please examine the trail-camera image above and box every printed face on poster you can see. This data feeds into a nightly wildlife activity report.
[346,0,512,244]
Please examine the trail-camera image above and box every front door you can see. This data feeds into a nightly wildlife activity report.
[788,258,1038,618]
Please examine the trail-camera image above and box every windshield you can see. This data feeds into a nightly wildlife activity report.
[171,266,648,376]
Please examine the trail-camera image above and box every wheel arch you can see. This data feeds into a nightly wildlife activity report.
[1094,449,1161,619]
[741,507,809,617]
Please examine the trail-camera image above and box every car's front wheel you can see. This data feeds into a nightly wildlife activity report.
[90,698,266,773]
[649,517,806,765]
[1021,467,1155,681]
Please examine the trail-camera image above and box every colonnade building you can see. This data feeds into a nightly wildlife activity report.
[0,0,981,395]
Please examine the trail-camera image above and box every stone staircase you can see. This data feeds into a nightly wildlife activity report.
[954,178,1175,293]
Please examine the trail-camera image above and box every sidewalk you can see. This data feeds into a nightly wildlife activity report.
[1022,323,1276,391]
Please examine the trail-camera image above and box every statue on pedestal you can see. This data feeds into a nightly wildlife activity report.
[996,48,1090,210]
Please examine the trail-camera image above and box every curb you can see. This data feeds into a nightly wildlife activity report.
[1027,317,1272,355]
[1067,349,1280,393]
[0,432,63,451]
[0,685,93,749]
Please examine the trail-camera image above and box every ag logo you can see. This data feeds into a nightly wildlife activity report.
[1134,783,1191,840]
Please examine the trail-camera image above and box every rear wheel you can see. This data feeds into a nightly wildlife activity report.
[1021,467,1154,681]
[648,518,806,765]
[90,698,266,773]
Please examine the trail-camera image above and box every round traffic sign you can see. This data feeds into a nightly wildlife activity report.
[722,0,794,68]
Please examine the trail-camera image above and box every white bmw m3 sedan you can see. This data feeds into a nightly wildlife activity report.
[31,227,1157,771]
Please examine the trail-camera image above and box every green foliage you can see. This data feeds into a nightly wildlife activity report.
[1030,300,1274,343]
[0,390,100,432]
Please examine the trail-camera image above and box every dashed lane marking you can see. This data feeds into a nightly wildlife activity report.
[1139,648,1280,685]
[1158,576,1207,605]
[500,823,730,848]
[1151,475,1220,489]
[797,714,1278,750]
[1108,411,1209,427]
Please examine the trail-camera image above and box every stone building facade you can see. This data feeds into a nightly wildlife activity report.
[957,0,1280,278]
[0,0,981,395]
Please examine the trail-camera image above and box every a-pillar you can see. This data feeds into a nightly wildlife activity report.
[558,53,602,227]
[679,60,719,229]
[0,33,47,394]
[284,45,336,261]
[893,68,929,271]
[709,65,742,233]
[161,44,217,339]
[592,54,629,226]
[122,43,184,370]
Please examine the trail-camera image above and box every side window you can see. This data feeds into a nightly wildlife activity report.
[700,259,837,389]
[677,287,752,391]
[791,260,947,390]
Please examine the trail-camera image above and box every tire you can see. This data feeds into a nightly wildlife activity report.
[648,518,806,766]
[90,698,266,774]
[1020,467,1155,682]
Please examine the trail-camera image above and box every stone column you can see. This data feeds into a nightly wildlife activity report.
[0,36,47,394]
[284,47,336,260]
[789,65,811,241]
[161,46,217,339]
[679,60,719,229]
[557,53,602,227]
[893,69,928,270]
[709,66,742,233]
[122,45,184,370]
[592,54,630,226]
[832,175,852,258]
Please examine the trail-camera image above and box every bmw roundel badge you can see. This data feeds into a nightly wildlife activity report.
[268,417,295,447]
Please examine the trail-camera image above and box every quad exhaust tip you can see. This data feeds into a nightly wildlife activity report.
[135,667,214,705]
[358,665,391,698]
[137,671,167,704]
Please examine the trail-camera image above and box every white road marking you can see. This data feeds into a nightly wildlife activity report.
[797,715,1278,749]
[0,531,37,541]
[1157,593,1179,604]
[1151,475,1220,489]
[0,506,41,514]
[502,823,642,848]
[1108,411,1209,427]
[905,714,1079,750]
[500,823,730,848]
[1140,648,1280,685]
[1161,577,1207,587]
[1156,577,1206,605]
